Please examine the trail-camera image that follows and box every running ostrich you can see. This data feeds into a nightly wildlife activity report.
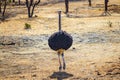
[48,11,73,71]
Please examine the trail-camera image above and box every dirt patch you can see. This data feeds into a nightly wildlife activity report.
[1,29,120,48]
[108,4,120,13]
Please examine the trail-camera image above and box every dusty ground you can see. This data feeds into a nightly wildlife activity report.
[0,0,120,80]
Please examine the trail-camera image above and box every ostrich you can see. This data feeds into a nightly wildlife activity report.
[48,11,73,71]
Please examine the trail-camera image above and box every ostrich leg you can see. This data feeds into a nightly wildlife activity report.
[62,53,66,70]
[58,53,62,71]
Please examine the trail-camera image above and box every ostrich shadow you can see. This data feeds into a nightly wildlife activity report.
[49,71,73,80]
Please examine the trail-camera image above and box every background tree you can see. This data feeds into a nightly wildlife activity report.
[65,0,69,14]
[13,0,15,3]
[88,0,91,7]
[12,0,21,5]
[102,0,110,15]
[105,0,109,12]
[18,0,20,5]
[0,0,7,20]
[26,0,40,18]
[0,0,1,13]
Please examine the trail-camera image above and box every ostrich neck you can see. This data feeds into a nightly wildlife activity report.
[58,11,62,31]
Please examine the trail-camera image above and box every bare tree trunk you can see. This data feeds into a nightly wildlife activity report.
[65,0,69,14]
[105,0,109,12]
[2,0,7,20]
[0,1,2,13]
[13,0,15,2]
[31,0,40,17]
[31,5,35,17]
[26,0,40,18]
[88,0,91,6]
[101,0,110,16]
[28,7,31,17]
[26,0,32,18]
[18,0,20,5]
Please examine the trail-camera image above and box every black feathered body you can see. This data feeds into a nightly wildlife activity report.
[48,31,73,51]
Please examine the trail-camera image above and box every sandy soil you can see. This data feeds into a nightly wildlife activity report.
[0,0,120,80]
